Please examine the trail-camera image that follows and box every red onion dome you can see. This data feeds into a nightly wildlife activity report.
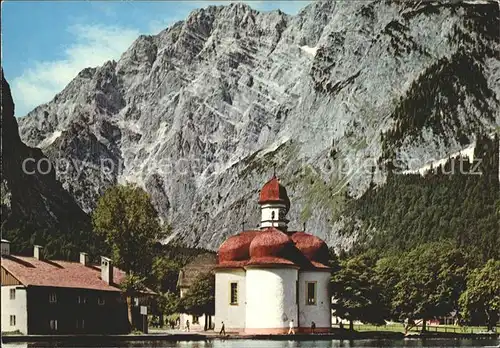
[291,232,329,265]
[249,228,292,259]
[258,176,290,212]
[218,231,260,263]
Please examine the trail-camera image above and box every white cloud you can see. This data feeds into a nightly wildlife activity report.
[11,24,140,117]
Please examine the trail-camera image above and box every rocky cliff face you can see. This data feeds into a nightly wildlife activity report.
[17,1,500,250]
[1,71,90,237]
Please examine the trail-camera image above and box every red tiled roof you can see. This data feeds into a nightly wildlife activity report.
[246,257,297,267]
[258,176,290,210]
[218,231,260,263]
[291,232,329,264]
[216,228,330,270]
[214,260,250,269]
[249,227,292,258]
[1,255,126,292]
[310,261,331,269]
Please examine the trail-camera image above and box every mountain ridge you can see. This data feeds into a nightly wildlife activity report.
[15,0,500,250]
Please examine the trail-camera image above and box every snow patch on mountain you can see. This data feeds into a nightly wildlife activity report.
[300,45,319,57]
[38,130,62,149]
[403,143,477,176]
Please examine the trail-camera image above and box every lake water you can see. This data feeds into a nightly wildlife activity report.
[3,339,500,348]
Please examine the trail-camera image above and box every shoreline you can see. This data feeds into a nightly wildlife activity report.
[2,331,499,343]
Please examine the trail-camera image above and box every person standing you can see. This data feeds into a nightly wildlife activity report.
[219,321,226,335]
[288,319,295,335]
[311,321,316,334]
[185,319,190,332]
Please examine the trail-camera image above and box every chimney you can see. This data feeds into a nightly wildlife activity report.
[1,239,10,256]
[100,256,113,284]
[80,252,89,266]
[34,245,43,260]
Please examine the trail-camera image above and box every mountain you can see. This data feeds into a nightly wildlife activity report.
[1,71,96,257]
[16,1,499,250]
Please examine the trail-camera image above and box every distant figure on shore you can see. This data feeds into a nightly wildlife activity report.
[219,321,226,335]
[311,321,316,334]
[288,319,295,335]
[185,319,190,332]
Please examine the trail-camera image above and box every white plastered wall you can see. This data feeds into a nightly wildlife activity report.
[215,269,246,331]
[1,286,28,334]
[245,267,298,329]
[298,271,331,328]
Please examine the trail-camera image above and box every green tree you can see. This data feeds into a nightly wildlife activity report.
[391,241,467,332]
[150,256,183,293]
[92,184,167,328]
[374,254,401,321]
[151,291,180,327]
[331,252,389,330]
[459,259,500,331]
[119,273,148,328]
[179,272,215,331]
[160,291,181,316]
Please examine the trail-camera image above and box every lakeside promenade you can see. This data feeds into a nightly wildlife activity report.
[3,328,499,343]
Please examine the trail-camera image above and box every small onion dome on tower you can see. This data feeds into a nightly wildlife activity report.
[258,176,290,213]
[291,232,330,266]
[247,227,296,266]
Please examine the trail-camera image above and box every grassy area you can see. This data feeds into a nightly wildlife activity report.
[342,324,500,334]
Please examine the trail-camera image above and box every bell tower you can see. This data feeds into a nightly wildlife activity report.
[258,176,290,231]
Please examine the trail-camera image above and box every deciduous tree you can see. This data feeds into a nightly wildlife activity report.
[391,241,467,332]
[459,259,500,331]
[92,184,167,329]
[179,272,215,331]
[331,251,389,330]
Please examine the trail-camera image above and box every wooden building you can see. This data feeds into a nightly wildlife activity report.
[1,240,151,335]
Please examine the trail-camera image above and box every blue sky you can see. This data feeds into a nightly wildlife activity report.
[2,1,311,117]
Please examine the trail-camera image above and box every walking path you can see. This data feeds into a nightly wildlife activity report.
[3,329,498,343]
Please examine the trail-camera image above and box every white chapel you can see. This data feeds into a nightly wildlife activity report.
[214,176,332,334]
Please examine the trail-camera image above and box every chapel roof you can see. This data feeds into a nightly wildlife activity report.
[216,228,330,270]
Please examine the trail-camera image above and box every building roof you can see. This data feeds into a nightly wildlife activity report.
[258,176,290,211]
[218,231,261,263]
[216,178,330,271]
[249,228,292,259]
[177,253,217,289]
[215,227,330,270]
[291,232,329,264]
[2,255,126,292]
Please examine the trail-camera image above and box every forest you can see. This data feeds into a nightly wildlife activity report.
[346,133,499,262]
[2,132,498,331]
